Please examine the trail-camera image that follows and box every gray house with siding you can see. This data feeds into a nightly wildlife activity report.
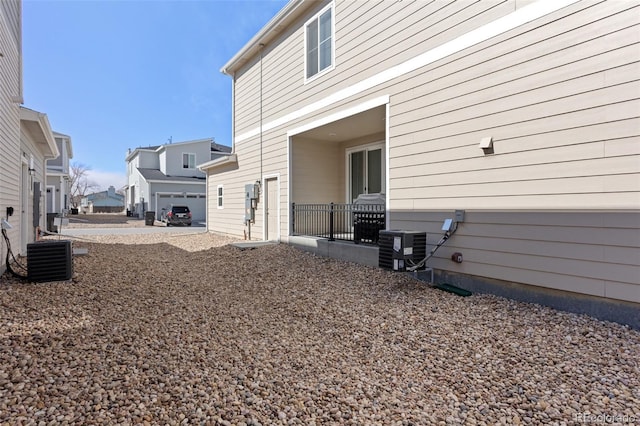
[200,0,640,326]
[125,138,230,222]
[46,131,73,219]
[81,186,125,213]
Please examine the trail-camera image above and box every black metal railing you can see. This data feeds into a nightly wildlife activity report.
[291,202,385,245]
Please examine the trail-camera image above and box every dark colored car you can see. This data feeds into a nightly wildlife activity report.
[161,205,192,226]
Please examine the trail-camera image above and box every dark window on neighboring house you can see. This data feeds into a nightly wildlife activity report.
[183,153,196,169]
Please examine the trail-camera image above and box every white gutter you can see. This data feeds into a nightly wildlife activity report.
[145,179,206,185]
[198,154,238,172]
[39,113,59,160]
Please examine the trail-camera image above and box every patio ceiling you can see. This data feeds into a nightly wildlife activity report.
[297,105,385,143]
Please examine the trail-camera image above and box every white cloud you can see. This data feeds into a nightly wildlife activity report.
[86,169,127,192]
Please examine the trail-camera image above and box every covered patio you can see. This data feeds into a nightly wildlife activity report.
[289,102,387,245]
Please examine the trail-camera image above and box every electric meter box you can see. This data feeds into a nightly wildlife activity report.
[245,183,259,200]
[244,183,259,222]
[378,230,427,272]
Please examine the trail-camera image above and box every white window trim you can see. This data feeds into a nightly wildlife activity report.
[216,184,224,209]
[304,1,335,84]
[345,141,385,203]
[182,152,196,169]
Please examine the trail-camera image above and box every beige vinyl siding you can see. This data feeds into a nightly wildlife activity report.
[387,1,639,211]
[337,1,515,84]
[234,0,591,139]
[206,128,289,239]
[390,210,639,303]
[234,0,635,143]
[211,0,639,305]
[291,138,341,204]
[234,31,302,136]
[0,1,22,271]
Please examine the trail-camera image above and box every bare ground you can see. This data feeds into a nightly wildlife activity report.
[0,216,638,425]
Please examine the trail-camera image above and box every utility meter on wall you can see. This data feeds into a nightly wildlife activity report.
[244,183,259,223]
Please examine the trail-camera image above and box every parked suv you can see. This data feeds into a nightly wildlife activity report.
[161,205,192,226]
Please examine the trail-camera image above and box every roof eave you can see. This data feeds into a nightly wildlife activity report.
[20,107,59,159]
[52,131,73,159]
[198,154,238,171]
[220,0,308,76]
[126,147,155,162]
[146,179,206,185]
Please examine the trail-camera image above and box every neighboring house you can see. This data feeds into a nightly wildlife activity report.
[125,138,230,222]
[19,108,58,249]
[200,1,640,327]
[1,0,60,273]
[45,131,73,221]
[81,186,125,213]
[0,0,22,275]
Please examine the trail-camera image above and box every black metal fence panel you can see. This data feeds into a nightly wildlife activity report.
[291,202,385,245]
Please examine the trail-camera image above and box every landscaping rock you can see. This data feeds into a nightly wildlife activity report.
[0,232,638,424]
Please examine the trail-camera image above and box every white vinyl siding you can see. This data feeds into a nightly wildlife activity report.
[1,0,22,271]
[217,185,223,209]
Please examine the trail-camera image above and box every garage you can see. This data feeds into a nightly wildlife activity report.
[154,193,206,223]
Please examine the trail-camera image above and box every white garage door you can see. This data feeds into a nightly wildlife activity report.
[156,194,206,222]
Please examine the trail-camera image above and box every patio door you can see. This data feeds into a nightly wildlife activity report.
[347,143,384,202]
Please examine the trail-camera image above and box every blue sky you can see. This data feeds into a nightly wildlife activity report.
[22,0,289,191]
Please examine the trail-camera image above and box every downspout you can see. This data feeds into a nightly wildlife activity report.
[247,43,265,241]
[259,43,264,184]
[232,72,236,154]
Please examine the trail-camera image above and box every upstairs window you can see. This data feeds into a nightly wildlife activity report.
[183,153,196,169]
[305,3,334,81]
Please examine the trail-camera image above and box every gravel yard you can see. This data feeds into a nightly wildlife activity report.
[64,213,147,229]
[1,221,639,425]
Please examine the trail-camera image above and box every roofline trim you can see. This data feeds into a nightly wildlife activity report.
[20,107,59,159]
[198,154,238,171]
[220,0,306,75]
[145,179,206,185]
[126,137,219,161]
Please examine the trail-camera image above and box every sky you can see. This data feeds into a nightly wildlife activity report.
[22,0,289,191]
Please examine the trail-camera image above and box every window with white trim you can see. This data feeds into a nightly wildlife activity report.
[217,185,223,209]
[183,153,196,169]
[347,143,385,203]
[305,3,334,80]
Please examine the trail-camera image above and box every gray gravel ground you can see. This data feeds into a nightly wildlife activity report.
[1,231,639,425]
